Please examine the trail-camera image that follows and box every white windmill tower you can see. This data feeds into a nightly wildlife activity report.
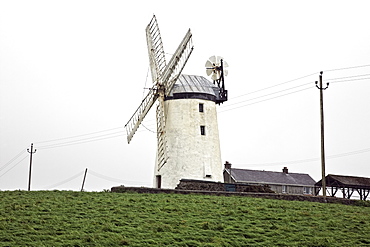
[125,15,228,189]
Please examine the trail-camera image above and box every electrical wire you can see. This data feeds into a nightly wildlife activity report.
[230,72,318,101]
[44,171,84,189]
[35,123,157,150]
[229,64,370,102]
[35,127,124,145]
[0,148,26,172]
[238,147,370,167]
[218,86,313,113]
[327,147,370,159]
[37,132,126,150]
[324,64,370,72]
[0,155,28,178]
[220,82,312,109]
[326,73,370,81]
[218,70,370,113]
[142,123,157,133]
[328,77,370,84]
[89,170,146,184]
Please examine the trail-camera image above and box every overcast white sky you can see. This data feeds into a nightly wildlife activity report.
[1,0,370,192]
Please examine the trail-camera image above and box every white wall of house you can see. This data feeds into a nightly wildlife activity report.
[269,184,314,195]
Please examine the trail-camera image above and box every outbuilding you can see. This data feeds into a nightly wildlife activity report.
[315,174,370,200]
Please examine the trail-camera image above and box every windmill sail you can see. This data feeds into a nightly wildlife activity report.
[125,89,158,143]
[125,18,194,144]
[162,29,194,95]
[146,15,166,85]
[156,97,167,170]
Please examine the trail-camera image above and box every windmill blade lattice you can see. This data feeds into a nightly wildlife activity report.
[146,15,167,85]
[125,89,159,143]
[162,29,194,96]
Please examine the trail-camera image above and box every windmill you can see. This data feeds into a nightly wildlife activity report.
[125,15,228,189]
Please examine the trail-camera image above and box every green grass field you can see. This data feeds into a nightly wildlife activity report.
[0,190,369,246]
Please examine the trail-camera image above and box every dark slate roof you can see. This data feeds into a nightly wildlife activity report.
[316,174,370,189]
[228,168,316,186]
[168,74,219,97]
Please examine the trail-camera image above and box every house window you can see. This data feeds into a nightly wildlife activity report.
[200,126,206,135]
[199,103,204,112]
[282,185,287,193]
[303,187,312,194]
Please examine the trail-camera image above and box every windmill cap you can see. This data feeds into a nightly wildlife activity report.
[166,74,221,102]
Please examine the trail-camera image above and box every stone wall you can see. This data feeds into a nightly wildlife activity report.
[175,179,275,193]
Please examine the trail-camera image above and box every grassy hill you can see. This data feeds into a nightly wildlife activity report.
[0,190,369,246]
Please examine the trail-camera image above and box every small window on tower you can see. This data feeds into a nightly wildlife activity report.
[199,103,204,112]
[200,126,206,135]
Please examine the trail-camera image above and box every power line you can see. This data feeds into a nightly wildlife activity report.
[142,123,157,133]
[219,86,313,113]
[229,72,318,101]
[324,64,370,72]
[44,171,84,189]
[89,170,146,184]
[0,155,28,178]
[37,132,126,150]
[326,73,370,81]
[329,77,370,84]
[35,126,124,144]
[327,147,370,159]
[218,70,370,113]
[229,64,370,102]
[238,147,370,167]
[35,124,158,150]
[0,148,26,172]
[220,82,312,109]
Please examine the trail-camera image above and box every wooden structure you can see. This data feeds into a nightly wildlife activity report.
[315,174,370,200]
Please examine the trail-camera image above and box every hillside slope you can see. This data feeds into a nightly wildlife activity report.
[0,191,369,246]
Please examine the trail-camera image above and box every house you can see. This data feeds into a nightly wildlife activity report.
[315,174,370,200]
[223,162,316,195]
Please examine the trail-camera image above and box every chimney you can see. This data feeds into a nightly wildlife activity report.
[283,167,288,174]
[224,161,231,170]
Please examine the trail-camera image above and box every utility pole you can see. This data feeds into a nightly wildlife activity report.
[315,71,329,199]
[81,168,88,192]
[27,143,37,191]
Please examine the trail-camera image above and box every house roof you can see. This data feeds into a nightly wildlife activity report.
[315,174,370,189]
[226,168,316,186]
